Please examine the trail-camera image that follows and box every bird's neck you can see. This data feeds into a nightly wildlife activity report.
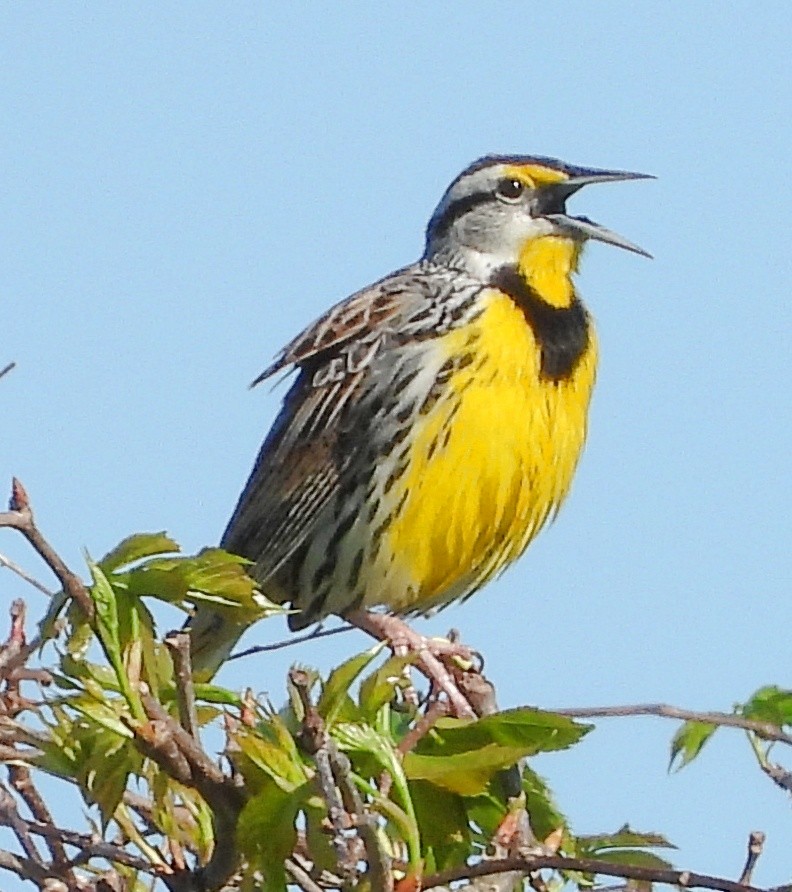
[516,236,582,309]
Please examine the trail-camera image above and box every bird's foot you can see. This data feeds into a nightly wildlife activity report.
[345,609,480,718]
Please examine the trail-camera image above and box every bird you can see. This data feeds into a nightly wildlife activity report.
[189,154,652,682]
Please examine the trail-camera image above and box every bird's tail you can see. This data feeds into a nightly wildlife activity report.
[185,606,249,682]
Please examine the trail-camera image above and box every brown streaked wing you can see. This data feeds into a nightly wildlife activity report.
[221,370,362,580]
[250,268,411,387]
[222,269,418,581]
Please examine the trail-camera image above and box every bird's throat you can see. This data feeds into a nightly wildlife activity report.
[517,236,581,309]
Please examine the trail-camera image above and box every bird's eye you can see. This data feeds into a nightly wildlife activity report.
[495,178,525,202]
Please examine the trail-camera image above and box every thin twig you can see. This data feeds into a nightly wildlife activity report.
[396,699,448,757]
[0,782,44,867]
[0,847,49,884]
[0,599,27,678]
[134,684,245,892]
[164,632,199,738]
[8,764,72,876]
[740,831,765,885]
[290,668,358,884]
[0,479,94,619]
[552,703,792,746]
[0,362,15,382]
[228,622,352,660]
[761,761,792,792]
[0,552,54,597]
[23,819,157,874]
[423,854,768,892]
[331,746,393,892]
[285,857,326,892]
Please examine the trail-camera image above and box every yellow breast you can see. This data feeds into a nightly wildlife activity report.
[381,288,598,612]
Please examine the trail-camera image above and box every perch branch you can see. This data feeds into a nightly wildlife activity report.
[552,703,792,746]
[423,853,768,892]
[0,479,93,619]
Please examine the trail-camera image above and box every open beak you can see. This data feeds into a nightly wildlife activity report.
[543,169,654,258]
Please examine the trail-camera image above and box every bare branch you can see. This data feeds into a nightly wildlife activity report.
[0,362,15,382]
[761,761,792,793]
[551,703,792,746]
[164,631,199,738]
[0,479,94,619]
[740,831,765,885]
[423,853,769,892]
[0,781,45,867]
[134,684,245,892]
[0,599,28,680]
[331,745,393,892]
[228,622,352,661]
[285,857,325,892]
[0,552,55,598]
[8,764,72,876]
[136,684,242,811]
[0,846,49,884]
[290,668,358,885]
[396,699,448,758]
[24,819,157,874]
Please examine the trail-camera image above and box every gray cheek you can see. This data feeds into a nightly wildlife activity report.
[457,205,510,251]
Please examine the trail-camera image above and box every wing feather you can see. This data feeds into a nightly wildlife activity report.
[250,268,408,387]
[222,261,484,587]
[221,267,418,581]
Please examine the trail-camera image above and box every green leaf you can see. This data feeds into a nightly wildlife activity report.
[69,695,134,739]
[237,780,309,892]
[148,773,214,862]
[358,653,413,717]
[464,789,509,846]
[317,644,384,728]
[303,799,339,874]
[87,561,145,721]
[409,780,470,870]
[740,686,792,727]
[191,684,245,708]
[77,728,142,827]
[669,721,717,771]
[587,849,675,870]
[119,547,284,619]
[332,722,422,876]
[404,743,530,795]
[89,561,122,669]
[99,532,181,572]
[579,825,675,853]
[332,722,400,774]
[35,737,80,780]
[522,766,568,844]
[232,718,308,793]
[57,655,122,692]
[416,708,590,759]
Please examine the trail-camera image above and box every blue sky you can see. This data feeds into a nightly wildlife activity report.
[2,3,791,888]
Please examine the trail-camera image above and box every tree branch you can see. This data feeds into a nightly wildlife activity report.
[0,781,45,868]
[739,831,765,885]
[423,853,768,892]
[8,764,72,876]
[551,703,792,746]
[228,622,352,661]
[0,847,49,885]
[0,552,54,598]
[134,684,245,892]
[164,632,199,739]
[0,479,93,619]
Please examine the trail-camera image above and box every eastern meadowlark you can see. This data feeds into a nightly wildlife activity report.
[190,154,651,682]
